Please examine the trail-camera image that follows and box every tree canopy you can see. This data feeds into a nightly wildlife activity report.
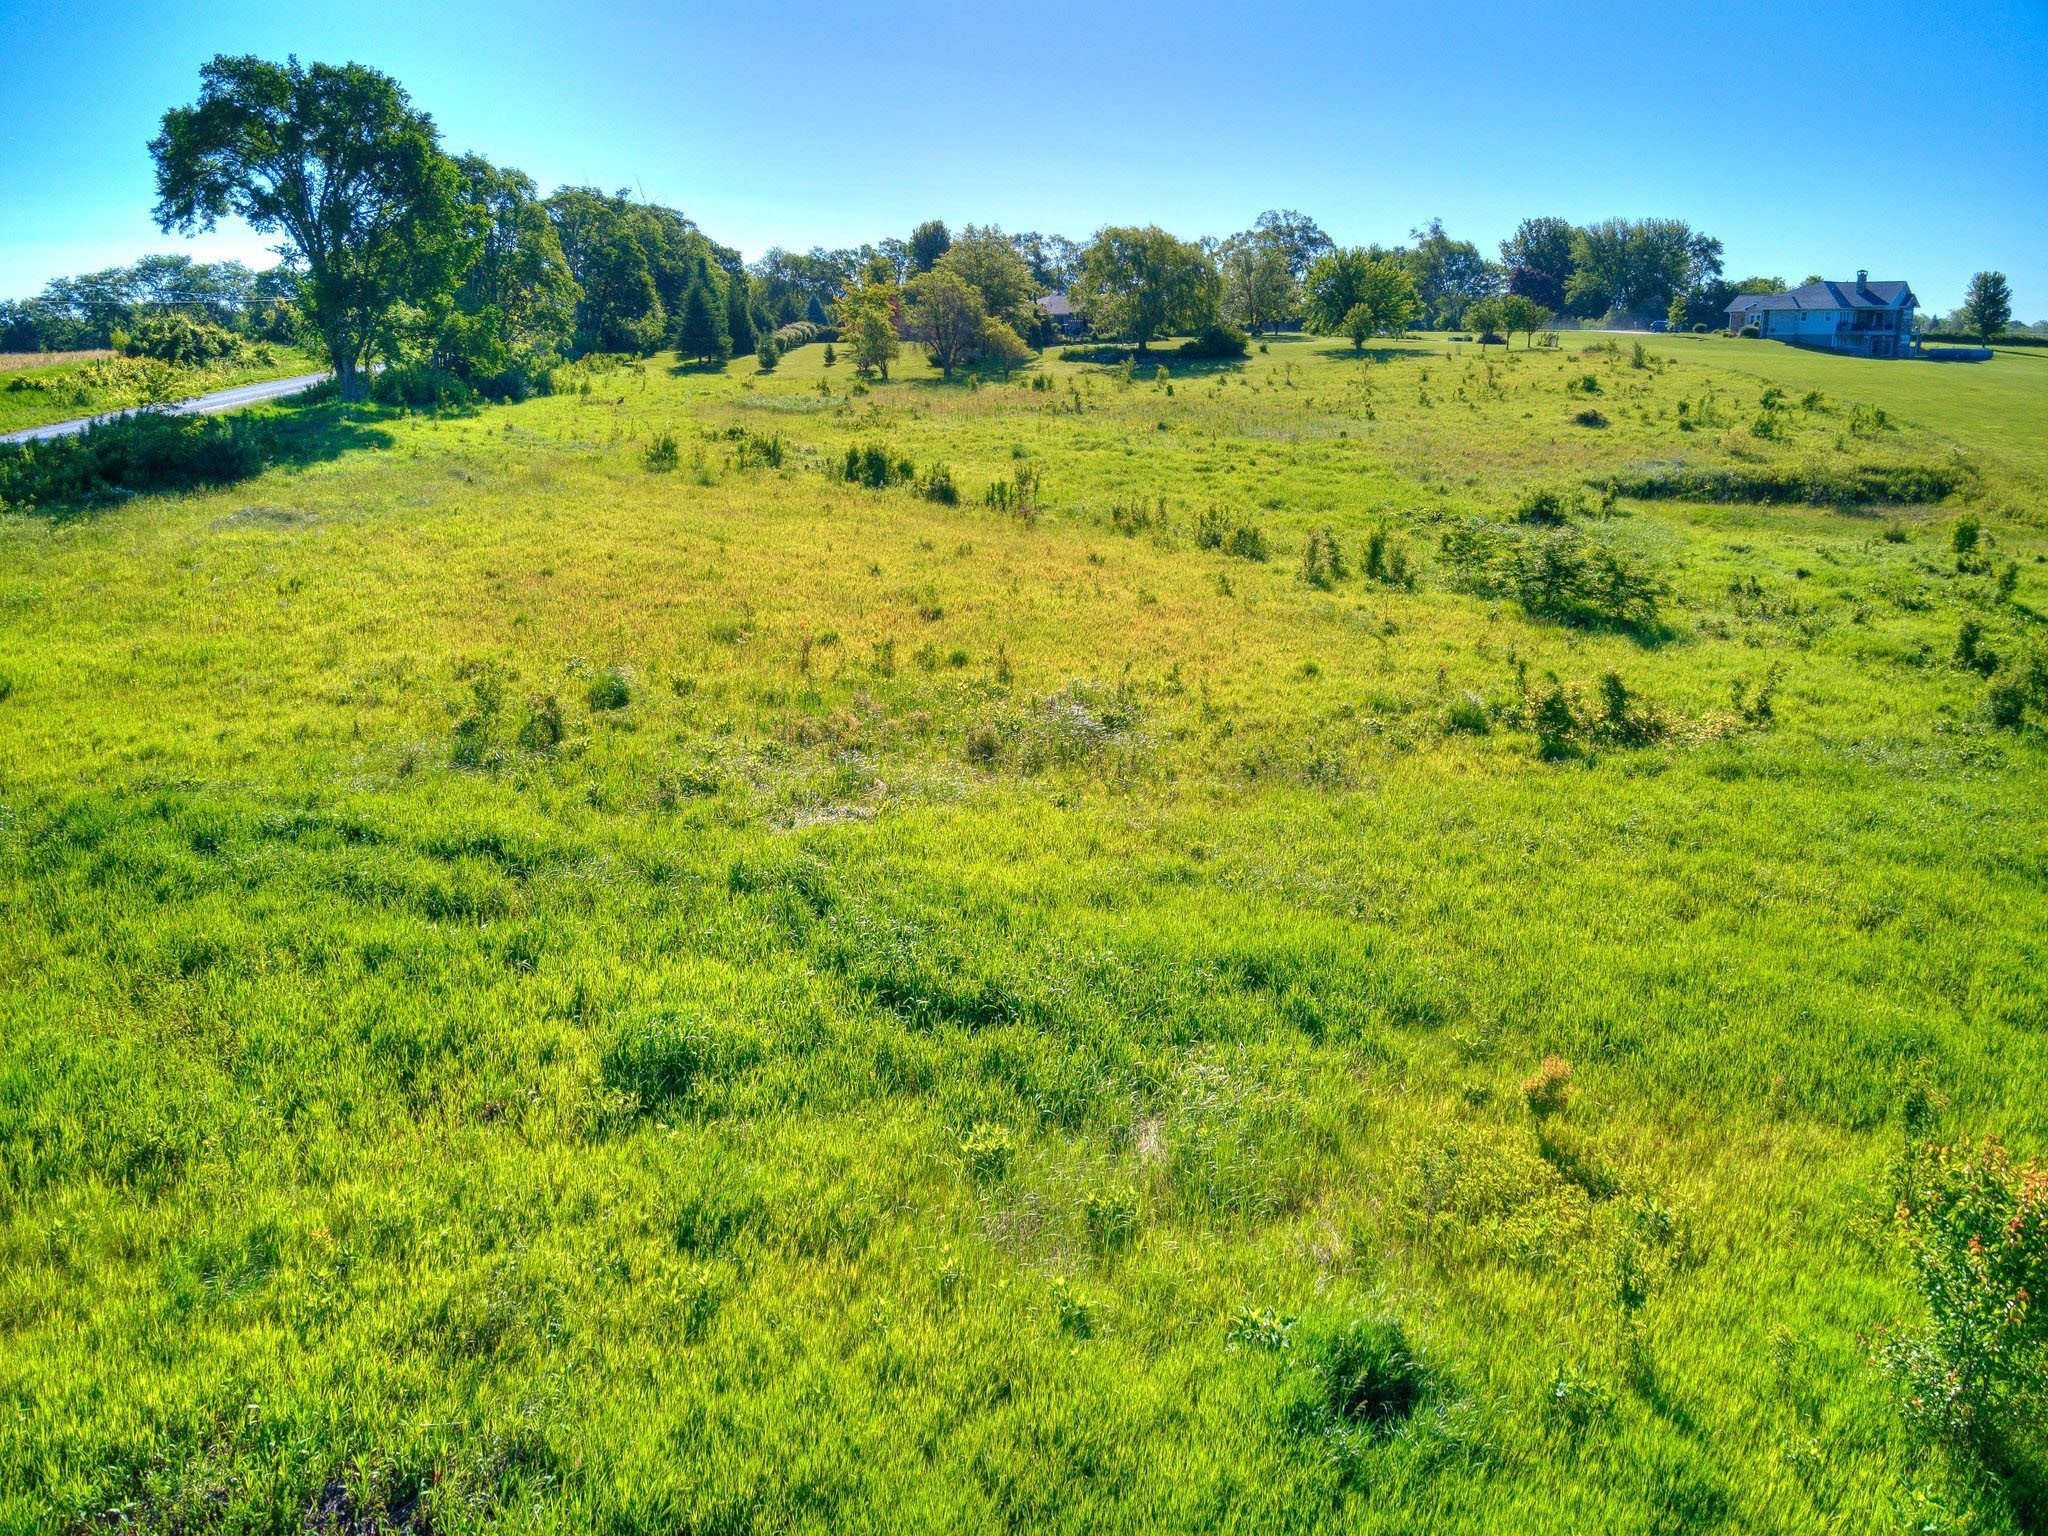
[1219,232,1298,335]
[906,269,986,378]
[1070,226,1217,351]
[1960,271,2013,344]
[150,55,474,397]
[907,220,952,274]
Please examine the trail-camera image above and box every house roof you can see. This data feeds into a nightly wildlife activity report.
[1035,292,1076,317]
[1726,279,1913,313]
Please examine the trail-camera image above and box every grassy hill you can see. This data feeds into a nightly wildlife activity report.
[1,331,2043,1532]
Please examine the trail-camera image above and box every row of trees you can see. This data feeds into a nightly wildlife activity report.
[0,255,299,352]
[61,56,2004,397]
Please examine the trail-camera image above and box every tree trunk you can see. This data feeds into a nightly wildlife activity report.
[334,355,365,401]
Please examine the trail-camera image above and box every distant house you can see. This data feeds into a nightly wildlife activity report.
[1726,272,1919,358]
[1034,292,1086,338]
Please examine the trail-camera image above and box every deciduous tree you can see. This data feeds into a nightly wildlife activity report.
[907,268,986,378]
[150,55,471,398]
[1497,294,1551,348]
[1219,233,1298,335]
[1071,226,1218,352]
[907,220,952,274]
[935,228,1035,328]
[1960,271,2012,345]
[1500,217,1578,313]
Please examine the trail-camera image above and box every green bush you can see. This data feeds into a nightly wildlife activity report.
[1287,1315,1433,1437]
[0,411,271,512]
[1178,323,1249,360]
[1880,1137,2047,1470]
[122,313,252,366]
[370,364,474,409]
[1439,519,1663,633]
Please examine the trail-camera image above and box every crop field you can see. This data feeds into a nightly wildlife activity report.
[0,347,315,435]
[1,331,2044,1533]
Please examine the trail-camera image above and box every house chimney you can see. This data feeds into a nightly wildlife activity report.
[1856,269,1868,285]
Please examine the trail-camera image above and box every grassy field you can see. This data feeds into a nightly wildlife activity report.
[0,347,317,434]
[1,329,2043,1533]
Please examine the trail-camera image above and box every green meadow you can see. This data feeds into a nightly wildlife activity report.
[1,331,2044,1533]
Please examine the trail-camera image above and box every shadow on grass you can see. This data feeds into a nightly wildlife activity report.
[0,401,394,521]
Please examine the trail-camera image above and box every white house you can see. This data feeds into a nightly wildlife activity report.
[1726,272,1918,358]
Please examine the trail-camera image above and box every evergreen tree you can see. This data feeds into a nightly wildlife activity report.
[805,293,830,327]
[726,272,756,356]
[677,281,728,363]
[756,332,780,371]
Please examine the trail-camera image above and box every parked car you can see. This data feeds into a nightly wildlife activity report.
[1648,320,1672,333]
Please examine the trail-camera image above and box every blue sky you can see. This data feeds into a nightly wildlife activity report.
[2,0,2043,316]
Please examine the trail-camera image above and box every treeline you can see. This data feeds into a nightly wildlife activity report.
[0,256,298,352]
[12,54,1909,403]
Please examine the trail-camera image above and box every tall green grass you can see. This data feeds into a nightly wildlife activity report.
[0,333,2043,1532]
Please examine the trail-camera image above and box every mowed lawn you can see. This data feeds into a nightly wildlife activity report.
[1,331,2044,1533]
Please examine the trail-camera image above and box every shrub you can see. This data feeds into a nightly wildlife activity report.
[1512,488,1576,526]
[122,312,251,366]
[1571,408,1609,428]
[1739,324,1761,338]
[1288,1316,1433,1437]
[843,443,913,489]
[1439,519,1662,633]
[1443,692,1489,734]
[371,364,473,409]
[1956,619,1998,676]
[0,411,271,512]
[919,464,958,504]
[644,433,679,472]
[755,333,781,371]
[1196,508,1268,561]
[516,693,564,751]
[1298,527,1345,588]
[1178,323,1249,360]
[1879,1137,2047,1469]
[1607,462,1970,508]
[586,665,631,712]
[1363,523,1412,587]
[1522,1055,1574,1116]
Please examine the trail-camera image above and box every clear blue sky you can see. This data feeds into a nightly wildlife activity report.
[2,0,2043,316]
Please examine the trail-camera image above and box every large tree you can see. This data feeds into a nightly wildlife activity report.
[1959,271,2012,345]
[676,279,729,364]
[1404,218,1498,330]
[1304,249,1416,345]
[150,55,470,397]
[431,156,578,387]
[1565,218,1719,323]
[934,227,1035,328]
[1011,232,1083,292]
[1070,226,1218,352]
[907,268,986,378]
[907,220,952,274]
[1219,232,1298,335]
[1496,293,1551,348]
[837,279,901,379]
[1252,209,1335,281]
[1499,216,1578,313]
